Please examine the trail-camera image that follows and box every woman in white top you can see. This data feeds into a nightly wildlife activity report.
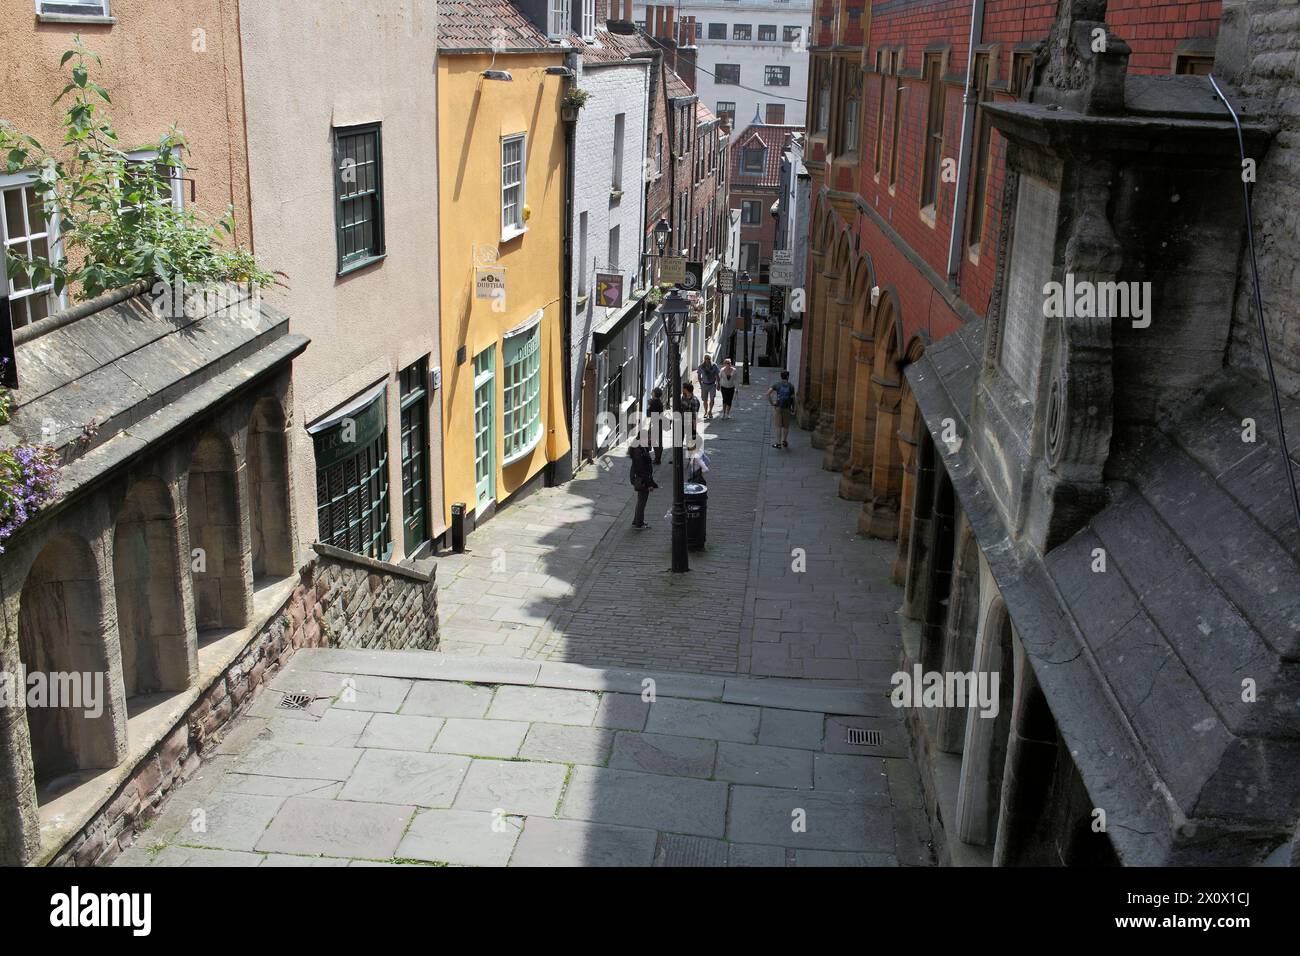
[718,358,739,419]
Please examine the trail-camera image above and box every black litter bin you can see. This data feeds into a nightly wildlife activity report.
[684,482,708,551]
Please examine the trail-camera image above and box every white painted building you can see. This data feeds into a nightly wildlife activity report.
[567,42,650,471]
[634,0,813,130]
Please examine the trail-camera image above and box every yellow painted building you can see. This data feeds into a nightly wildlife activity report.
[436,5,572,529]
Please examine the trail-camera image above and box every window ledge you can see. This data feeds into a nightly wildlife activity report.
[37,13,116,24]
[919,204,937,229]
[501,226,528,243]
[337,252,386,277]
[501,431,542,467]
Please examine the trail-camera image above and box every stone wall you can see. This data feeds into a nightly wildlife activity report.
[48,550,437,867]
[1220,0,1300,398]
[312,543,440,652]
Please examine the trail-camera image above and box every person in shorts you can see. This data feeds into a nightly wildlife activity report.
[718,358,738,419]
[766,371,796,449]
[696,355,719,420]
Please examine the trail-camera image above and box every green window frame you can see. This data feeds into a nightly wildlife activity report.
[473,347,497,507]
[314,411,392,561]
[333,123,385,275]
[501,320,542,465]
[399,358,430,553]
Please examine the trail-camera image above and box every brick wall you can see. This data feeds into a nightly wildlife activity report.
[812,0,1224,354]
[49,549,438,866]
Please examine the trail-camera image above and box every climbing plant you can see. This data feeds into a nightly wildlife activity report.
[0,35,271,301]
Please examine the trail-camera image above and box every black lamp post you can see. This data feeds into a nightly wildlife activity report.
[660,287,691,574]
[740,271,752,385]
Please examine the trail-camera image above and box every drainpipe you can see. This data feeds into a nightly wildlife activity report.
[554,50,580,486]
[945,0,986,290]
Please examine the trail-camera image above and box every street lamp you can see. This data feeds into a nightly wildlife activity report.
[660,287,691,574]
[653,217,671,255]
[740,270,752,385]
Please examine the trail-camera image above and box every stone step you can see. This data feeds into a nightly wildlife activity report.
[284,648,876,716]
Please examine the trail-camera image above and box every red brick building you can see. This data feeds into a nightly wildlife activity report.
[801,0,1222,564]
[729,120,804,329]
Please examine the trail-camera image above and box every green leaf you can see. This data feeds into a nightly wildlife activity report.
[72,66,88,88]
[60,50,76,67]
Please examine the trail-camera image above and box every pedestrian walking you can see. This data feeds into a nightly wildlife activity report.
[680,382,701,441]
[628,440,657,529]
[718,358,738,419]
[697,355,719,420]
[646,387,665,465]
[767,370,796,449]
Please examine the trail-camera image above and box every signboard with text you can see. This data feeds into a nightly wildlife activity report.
[717,268,735,295]
[659,256,686,285]
[475,267,506,299]
[770,250,794,287]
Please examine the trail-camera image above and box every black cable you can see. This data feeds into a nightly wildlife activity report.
[1210,74,1300,540]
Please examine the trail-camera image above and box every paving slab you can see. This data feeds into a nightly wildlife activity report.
[519,724,616,765]
[559,766,728,837]
[813,753,891,797]
[608,731,717,778]
[430,717,530,758]
[256,797,414,860]
[234,742,362,782]
[330,674,414,713]
[757,708,825,750]
[486,685,599,725]
[593,692,650,731]
[402,681,494,719]
[397,809,523,866]
[453,759,569,817]
[337,749,470,807]
[714,742,814,789]
[165,790,284,852]
[266,709,372,747]
[643,698,761,743]
[726,786,895,852]
[509,817,657,867]
[358,714,445,752]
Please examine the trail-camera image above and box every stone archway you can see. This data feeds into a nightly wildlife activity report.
[801,198,837,428]
[937,518,981,754]
[18,534,124,785]
[247,396,294,581]
[113,478,193,699]
[813,229,852,451]
[187,433,250,634]
[892,337,928,581]
[858,294,905,538]
[828,254,873,475]
[955,593,1018,847]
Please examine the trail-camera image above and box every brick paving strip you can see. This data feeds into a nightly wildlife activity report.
[118,385,934,866]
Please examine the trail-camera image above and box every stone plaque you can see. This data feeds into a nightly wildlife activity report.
[999,176,1059,403]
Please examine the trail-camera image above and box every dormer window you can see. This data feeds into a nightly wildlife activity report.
[549,0,571,41]
[742,146,766,174]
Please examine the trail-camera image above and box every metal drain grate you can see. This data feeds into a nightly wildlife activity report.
[846,727,882,747]
[278,692,314,711]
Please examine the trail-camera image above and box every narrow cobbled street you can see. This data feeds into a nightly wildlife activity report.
[117,383,934,867]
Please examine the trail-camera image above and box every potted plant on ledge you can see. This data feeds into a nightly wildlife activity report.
[561,87,590,122]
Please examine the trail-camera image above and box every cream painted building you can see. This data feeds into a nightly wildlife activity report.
[238,0,445,564]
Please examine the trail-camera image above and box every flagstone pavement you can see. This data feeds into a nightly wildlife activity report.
[115,383,934,867]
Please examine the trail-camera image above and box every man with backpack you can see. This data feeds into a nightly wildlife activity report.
[767,371,797,449]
